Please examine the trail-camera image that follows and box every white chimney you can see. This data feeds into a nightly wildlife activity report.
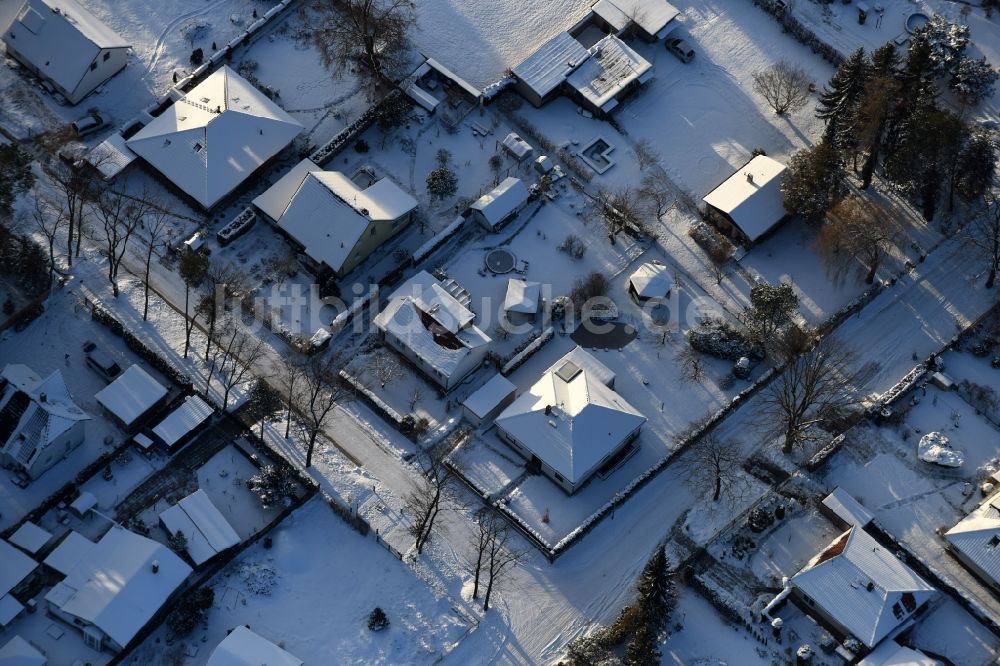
[151,560,160,574]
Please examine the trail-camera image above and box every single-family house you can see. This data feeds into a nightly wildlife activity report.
[462,373,517,427]
[470,177,530,232]
[628,261,673,301]
[566,35,653,115]
[374,271,492,391]
[789,526,936,649]
[1,0,130,104]
[858,640,939,666]
[0,635,46,665]
[944,493,1000,592]
[126,66,303,210]
[590,0,680,42]
[703,155,788,248]
[207,626,303,666]
[149,394,213,452]
[0,539,38,629]
[495,347,645,493]
[0,364,89,480]
[512,32,591,108]
[254,159,417,276]
[45,526,191,653]
[159,489,240,566]
[503,279,542,324]
[94,364,168,433]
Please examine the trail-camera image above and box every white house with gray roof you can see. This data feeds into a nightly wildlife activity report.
[945,492,1000,592]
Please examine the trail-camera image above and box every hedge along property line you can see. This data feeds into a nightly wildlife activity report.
[751,0,845,67]
[337,368,414,440]
[310,89,410,166]
[412,215,467,265]
[500,327,554,376]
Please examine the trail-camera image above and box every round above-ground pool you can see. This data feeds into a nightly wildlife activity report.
[485,248,517,274]
[905,12,929,34]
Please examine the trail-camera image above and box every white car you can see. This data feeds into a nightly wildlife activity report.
[71,113,106,136]
[665,38,695,63]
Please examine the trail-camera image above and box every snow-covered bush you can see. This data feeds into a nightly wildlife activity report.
[951,57,998,105]
[367,607,389,631]
[913,16,970,75]
[688,319,764,361]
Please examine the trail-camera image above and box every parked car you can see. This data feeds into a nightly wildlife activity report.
[71,112,106,136]
[665,38,695,63]
[86,349,122,382]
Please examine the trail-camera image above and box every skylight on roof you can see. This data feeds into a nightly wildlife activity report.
[555,361,581,383]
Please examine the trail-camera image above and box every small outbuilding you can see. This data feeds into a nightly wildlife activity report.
[703,155,788,248]
[566,35,653,116]
[470,177,530,232]
[503,279,542,323]
[159,489,240,566]
[820,487,874,529]
[591,0,681,41]
[462,374,517,427]
[95,364,169,433]
[628,261,673,301]
[501,132,533,162]
[0,539,38,628]
[151,395,214,452]
[8,521,52,556]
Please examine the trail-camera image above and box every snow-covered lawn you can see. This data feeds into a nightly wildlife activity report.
[129,496,471,666]
[909,596,1000,666]
[748,509,841,588]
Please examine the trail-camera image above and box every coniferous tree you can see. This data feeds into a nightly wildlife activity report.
[856,43,902,189]
[624,623,660,666]
[816,48,871,147]
[884,106,963,220]
[635,546,675,631]
[953,129,997,204]
[781,141,847,223]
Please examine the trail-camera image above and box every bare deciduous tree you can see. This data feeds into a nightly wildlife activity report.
[208,318,269,410]
[138,205,171,320]
[365,352,403,389]
[590,186,648,241]
[279,356,306,439]
[179,248,209,358]
[632,139,661,171]
[482,514,526,611]
[406,446,454,555]
[676,347,706,383]
[753,60,812,115]
[815,195,898,285]
[312,0,415,85]
[677,432,748,504]
[639,172,672,221]
[298,353,351,467]
[90,183,149,297]
[27,190,64,281]
[759,336,870,454]
[965,190,1000,288]
[44,160,95,267]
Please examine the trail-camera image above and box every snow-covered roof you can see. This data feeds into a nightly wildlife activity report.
[791,527,936,648]
[0,539,36,597]
[0,595,24,628]
[89,132,138,180]
[501,132,532,160]
[374,271,491,382]
[159,489,240,566]
[152,395,212,449]
[0,635,46,666]
[593,0,680,38]
[703,155,787,243]
[504,279,541,314]
[126,66,303,209]
[95,365,168,428]
[69,490,97,516]
[0,364,89,475]
[271,169,415,273]
[944,494,1000,587]
[207,626,303,666]
[822,486,874,528]
[859,640,939,666]
[512,31,590,99]
[471,177,529,227]
[628,261,673,299]
[463,374,517,420]
[2,0,129,97]
[8,521,52,555]
[252,158,319,221]
[44,530,94,576]
[566,35,653,113]
[44,526,191,649]
[495,347,644,486]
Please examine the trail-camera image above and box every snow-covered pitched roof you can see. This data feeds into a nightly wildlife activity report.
[89,132,137,180]
[495,347,644,485]
[504,279,541,314]
[159,489,239,566]
[859,640,939,666]
[2,0,129,97]
[0,364,89,471]
[95,365,168,428]
[374,271,491,382]
[791,527,936,648]
[566,35,653,113]
[272,170,415,273]
[945,495,1000,587]
[471,177,529,227]
[252,158,319,221]
[8,521,52,555]
[126,66,303,209]
[0,635,46,666]
[703,155,787,243]
[501,133,532,160]
[822,486,874,528]
[512,31,590,99]
[207,626,303,666]
[44,526,191,649]
[594,0,680,38]
[0,595,24,628]
[152,395,213,449]
[44,530,94,576]
[463,374,516,420]
[628,262,672,299]
[0,539,36,597]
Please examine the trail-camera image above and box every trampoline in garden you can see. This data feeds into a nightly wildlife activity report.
[905,12,929,34]
[485,248,517,274]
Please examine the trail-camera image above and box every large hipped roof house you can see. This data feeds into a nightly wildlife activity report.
[0,364,89,480]
[495,347,645,493]
[253,158,417,277]
[789,526,936,649]
[127,66,303,210]
[703,155,788,247]
[1,0,130,104]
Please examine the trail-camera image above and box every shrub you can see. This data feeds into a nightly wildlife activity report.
[570,271,609,307]
[190,48,204,66]
[368,607,389,631]
[354,139,369,153]
[688,320,764,361]
[166,586,214,636]
[558,234,587,260]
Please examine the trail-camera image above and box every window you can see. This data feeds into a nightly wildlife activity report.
[554,472,564,482]
[90,61,97,71]
[103,52,110,61]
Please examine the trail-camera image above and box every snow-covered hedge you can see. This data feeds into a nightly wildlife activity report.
[338,369,406,427]
[751,0,844,66]
[310,90,410,165]
[413,215,466,264]
[330,291,378,333]
[500,327,554,376]
[217,207,257,246]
